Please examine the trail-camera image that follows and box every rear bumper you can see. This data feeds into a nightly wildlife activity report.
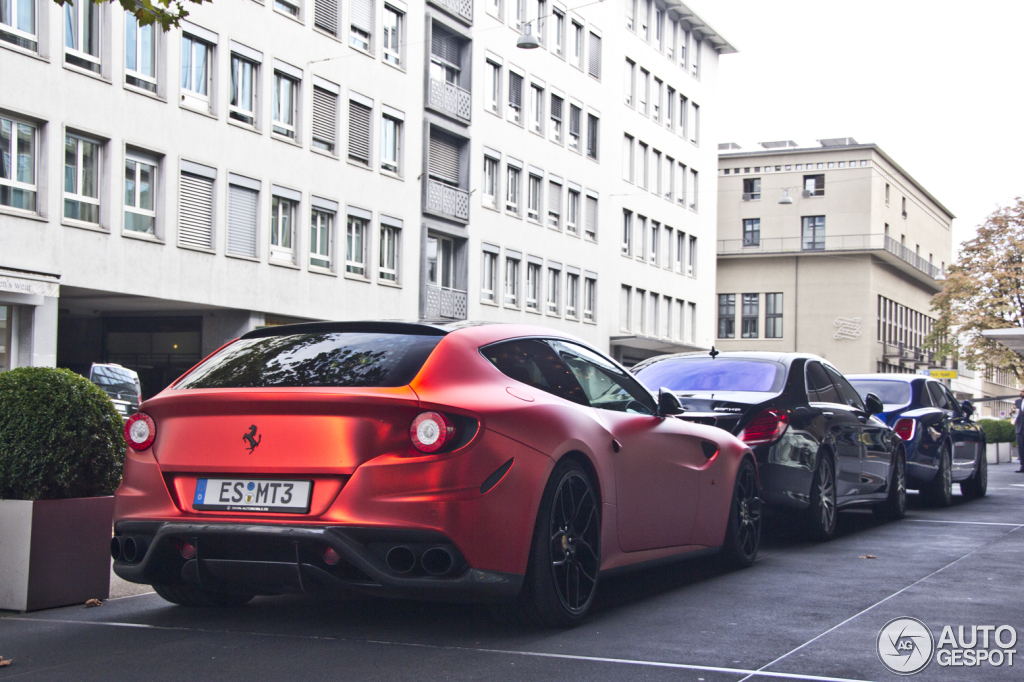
[112,521,523,603]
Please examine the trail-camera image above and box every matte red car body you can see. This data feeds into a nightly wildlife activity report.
[112,323,753,598]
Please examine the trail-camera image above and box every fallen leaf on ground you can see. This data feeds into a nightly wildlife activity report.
[0,656,11,667]
[859,555,878,559]
[85,599,103,607]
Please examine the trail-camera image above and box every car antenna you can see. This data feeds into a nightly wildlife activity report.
[709,346,720,359]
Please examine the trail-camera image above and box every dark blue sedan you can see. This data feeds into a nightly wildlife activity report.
[847,374,986,505]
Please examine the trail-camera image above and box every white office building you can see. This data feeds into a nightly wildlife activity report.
[0,0,732,393]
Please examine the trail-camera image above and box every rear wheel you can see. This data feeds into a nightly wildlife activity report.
[807,453,837,542]
[719,458,761,567]
[873,448,907,520]
[961,443,988,500]
[153,584,254,607]
[923,443,953,507]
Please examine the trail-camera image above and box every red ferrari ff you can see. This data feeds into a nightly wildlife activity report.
[112,322,760,625]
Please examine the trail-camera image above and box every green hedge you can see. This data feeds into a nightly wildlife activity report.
[978,418,1016,444]
[0,367,125,500]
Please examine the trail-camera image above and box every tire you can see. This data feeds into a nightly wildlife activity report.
[500,458,601,628]
[806,452,837,542]
[719,458,762,568]
[874,448,907,520]
[923,442,953,507]
[961,443,988,500]
[153,584,255,607]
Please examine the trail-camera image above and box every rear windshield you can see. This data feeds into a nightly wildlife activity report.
[90,366,140,396]
[176,333,443,389]
[634,358,786,393]
[849,380,911,407]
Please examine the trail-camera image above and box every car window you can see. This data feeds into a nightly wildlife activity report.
[941,385,962,416]
[633,357,785,393]
[825,366,866,411]
[806,361,840,404]
[550,340,656,415]
[483,339,588,405]
[848,380,911,407]
[927,382,950,410]
[917,381,933,407]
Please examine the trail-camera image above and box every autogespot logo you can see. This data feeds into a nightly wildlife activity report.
[877,617,935,675]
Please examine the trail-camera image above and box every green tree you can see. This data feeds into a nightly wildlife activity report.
[53,0,210,30]
[930,197,1024,379]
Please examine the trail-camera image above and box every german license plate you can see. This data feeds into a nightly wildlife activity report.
[194,478,313,513]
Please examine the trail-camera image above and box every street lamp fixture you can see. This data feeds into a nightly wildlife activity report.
[517,22,541,49]
[778,188,794,205]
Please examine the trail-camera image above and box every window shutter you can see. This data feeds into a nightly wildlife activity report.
[587,33,601,78]
[509,72,523,108]
[548,182,562,214]
[350,0,373,31]
[429,133,460,185]
[569,104,580,135]
[348,100,371,164]
[314,0,338,35]
[586,196,598,235]
[312,86,337,151]
[431,25,461,66]
[227,184,258,257]
[550,95,563,121]
[586,114,598,157]
[178,172,214,250]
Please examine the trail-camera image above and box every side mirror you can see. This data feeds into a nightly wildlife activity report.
[864,392,884,415]
[961,400,975,417]
[658,389,685,416]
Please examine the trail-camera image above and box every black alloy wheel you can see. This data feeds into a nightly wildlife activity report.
[808,453,837,541]
[874,448,907,520]
[720,458,762,567]
[961,442,988,500]
[924,443,953,508]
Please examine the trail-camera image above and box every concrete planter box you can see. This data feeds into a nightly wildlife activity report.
[987,442,1020,464]
[0,497,114,611]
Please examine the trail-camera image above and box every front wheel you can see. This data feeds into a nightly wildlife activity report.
[923,443,953,507]
[874,448,907,520]
[719,458,762,568]
[961,443,988,500]
[806,453,837,542]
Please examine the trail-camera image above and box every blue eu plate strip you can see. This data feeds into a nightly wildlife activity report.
[194,478,208,505]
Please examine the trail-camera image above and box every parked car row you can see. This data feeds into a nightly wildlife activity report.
[109,323,985,627]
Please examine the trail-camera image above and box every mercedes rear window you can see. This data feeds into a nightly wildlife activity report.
[849,380,911,407]
[176,333,443,389]
[634,358,786,393]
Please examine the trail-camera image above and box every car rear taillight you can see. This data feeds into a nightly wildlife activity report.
[893,418,916,441]
[741,409,790,446]
[410,412,455,453]
[124,412,156,450]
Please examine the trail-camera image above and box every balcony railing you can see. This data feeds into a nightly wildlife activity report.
[428,78,471,123]
[424,178,470,222]
[428,0,473,24]
[718,233,944,279]
[424,285,468,320]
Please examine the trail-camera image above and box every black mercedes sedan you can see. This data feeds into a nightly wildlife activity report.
[632,352,906,541]
[847,374,986,505]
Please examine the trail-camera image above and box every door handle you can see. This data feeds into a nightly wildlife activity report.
[857,415,867,423]
[612,438,622,453]
[822,411,834,419]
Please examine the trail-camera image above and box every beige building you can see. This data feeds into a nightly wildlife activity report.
[714,138,953,375]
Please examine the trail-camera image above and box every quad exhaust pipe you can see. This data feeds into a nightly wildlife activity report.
[111,535,149,563]
[420,547,455,576]
[385,546,416,574]
[384,545,456,576]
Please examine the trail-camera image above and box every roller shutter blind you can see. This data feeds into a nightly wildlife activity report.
[586,114,599,158]
[178,172,214,250]
[429,133,460,185]
[509,72,523,108]
[312,86,337,152]
[587,32,601,78]
[585,195,598,236]
[227,184,258,257]
[314,0,338,35]
[569,104,580,136]
[550,94,563,122]
[350,0,373,31]
[348,100,371,164]
[431,25,461,65]
[548,182,561,214]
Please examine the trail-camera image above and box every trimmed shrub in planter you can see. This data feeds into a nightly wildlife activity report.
[0,367,125,611]
[978,419,1014,445]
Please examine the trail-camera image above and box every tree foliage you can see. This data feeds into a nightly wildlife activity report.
[929,197,1024,379]
[52,0,211,31]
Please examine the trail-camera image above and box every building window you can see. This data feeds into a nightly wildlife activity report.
[546,266,560,315]
[741,294,759,338]
[1,117,37,212]
[272,71,299,139]
[635,215,646,260]
[885,183,890,205]
[178,165,215,250]
[349,0,373,51]
[571,19,583,69]
[65,0,100,72]
[504,256,520,306]
[274,0,300,18]
[181,33,213,110]
[624,58,635,106]
[310,208,334,269]
[483,155,499,208]
[636,142,647,188]
[550,94,563,143]
[718,294,735,339]
[766,293,783,338]
[227,177,259,257]
[743,218,760,247]
[311,84,338,153]
[485,59,501,114]
[547,180,561,228]
[585,193,598,241]
[664,155,673,200]
[382,4,403,66]
[622,134,634,181]
[567,186,580,234]
[426,235,454,288]
[1,0,36,51]
[653,149,662,195]
[125,12,156,92]
[229,54,258,126]
[270,194,297,262]
[583,276,596,322]
[346,213,368,275]
[691,34,701,78]
[124,152,156,234]
[530,83,544,134]
[586,113,599,159]
[314,0,339,35]
[743,177,761,200]
[802,215,825,251]
[649,221,659,264]
[568,103,581,151]
[527,172,541,221]
[525,262,541,310]
[533,0,547,45]
[675,231,685,272]
[506,164,521,214]
[653,77,662,122]
[379,221,400,281]
[507,71,523,124]
[380,113,401,173]
[553,8,565,56]
[566,272,579,318]
[689,168,698,211]
[902,196,907,218]
[63,133,101,224]
[687,235,696,276]
[348,98,372,165]
[689,101,699,144]
[803,174,824,197]
[511,0,524,30]
[481,250,497,302]
[621,209,632,255]
[638,68,648,114]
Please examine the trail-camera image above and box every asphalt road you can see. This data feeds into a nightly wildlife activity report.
[2,464,1023,682]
